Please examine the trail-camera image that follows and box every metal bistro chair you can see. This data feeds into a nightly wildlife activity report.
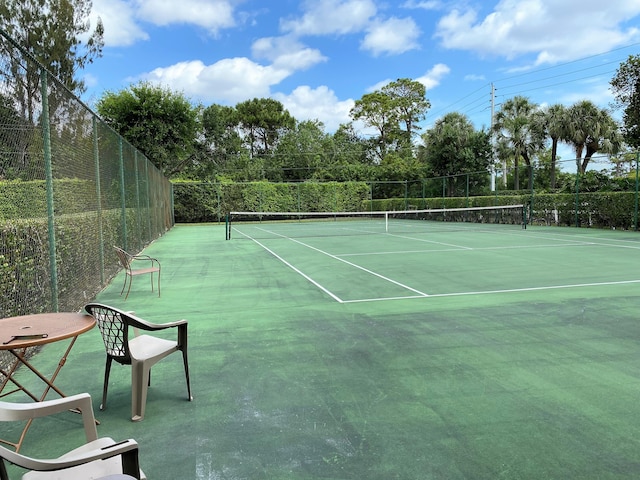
[113,247,160,300]
[84,303,192,422]
[0,393,145,480]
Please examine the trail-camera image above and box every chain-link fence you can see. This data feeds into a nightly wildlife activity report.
[0,29,173,317]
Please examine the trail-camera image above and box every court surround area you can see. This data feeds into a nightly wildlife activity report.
[5,218,640,479]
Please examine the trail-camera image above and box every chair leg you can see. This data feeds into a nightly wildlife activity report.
[101,357,113,410]
[131,361,150,422]
[182,350,192,401]
[125,272,133,300]
[0,458,9,480]
[120,274,128,296]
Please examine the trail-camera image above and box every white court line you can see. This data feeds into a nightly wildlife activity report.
[341,279,640,304]
[234,226,640,304]
[382,232,473,249]
[525,232,640,249]
[337,241,594,257]
[245,226,430,300]
[233,228,345,302]
[283,234,430,298]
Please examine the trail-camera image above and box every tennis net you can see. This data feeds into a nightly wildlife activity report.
[226,204,526,240]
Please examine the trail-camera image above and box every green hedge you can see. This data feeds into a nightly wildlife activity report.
[172,181,638,229]
[0,179,99,220]
[172,181,371,223]
[371,192,638,229]
[0,209,124,318]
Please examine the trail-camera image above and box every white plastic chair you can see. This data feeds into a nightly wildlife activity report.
[0,393,145,480]
[84,303,192,422]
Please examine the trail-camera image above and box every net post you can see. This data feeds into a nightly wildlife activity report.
[225,214,231,240]
[385,211,389,232]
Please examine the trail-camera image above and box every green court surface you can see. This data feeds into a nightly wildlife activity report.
[6,222,640,479]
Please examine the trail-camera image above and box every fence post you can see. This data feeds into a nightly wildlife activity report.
[574,162,580,227]
[635,152,639,231]
[133,150,141,245]
[143,155,152,240]
[118,138,128,249]
[404,181,408,210]
[466,174,469,208]
[41,68,58,311]
[93,116,105,284]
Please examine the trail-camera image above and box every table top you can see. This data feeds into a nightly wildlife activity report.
[0,312,96,349]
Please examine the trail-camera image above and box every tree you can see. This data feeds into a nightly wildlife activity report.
[270,120,332,181]
[0,94,33,179]
[0,0,104,120]
[610,55,640,149]
[235,98,295,157]
[541,104,567,189]
[96,82,200,177]
[350,79,430,162]
[381,78,430,151]
[564,100,622,174]
[420,112,492,195]
[199,103,244,177]
[493,96,545,190]
[350,91,397,162]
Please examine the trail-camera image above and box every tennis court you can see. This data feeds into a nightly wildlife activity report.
[7,215,640,479]
[229,209,640,304]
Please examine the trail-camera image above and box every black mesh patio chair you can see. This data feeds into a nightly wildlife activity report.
[84,303,192,422]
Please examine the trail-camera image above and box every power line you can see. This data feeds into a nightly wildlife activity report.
[430,42,640,123]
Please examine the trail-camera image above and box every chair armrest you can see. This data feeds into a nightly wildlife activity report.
[0,393,98,442]
[1,439,140,477]
[131,255,160,265]
[127,314,187,332]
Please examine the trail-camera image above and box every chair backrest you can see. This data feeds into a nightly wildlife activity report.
[114,247,132,270]
[85,304,133,365]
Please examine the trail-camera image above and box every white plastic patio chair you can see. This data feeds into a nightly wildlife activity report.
[0,393,145,480]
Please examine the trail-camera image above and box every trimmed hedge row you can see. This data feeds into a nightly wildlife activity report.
[0,179,100,220]
[371,191,638,229]
[172,181,639,229]
[172,181,371,223]
[0,209,125,318]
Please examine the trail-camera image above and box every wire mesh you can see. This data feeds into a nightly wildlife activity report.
[0,29,173,318]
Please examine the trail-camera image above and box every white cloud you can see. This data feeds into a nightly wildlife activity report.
[91,0,149,47]
[251,36,328,71]
[91,0,239,48]
[364,63,450,96]
[281,0,377,36]
[402,0,443,10]
[435,0,640,65]
[464,74,486,82]
[139,58,291,104]
[361,17,421,56]
[134,0,236,32]
[274,86,355,132]
[415,63,450,90]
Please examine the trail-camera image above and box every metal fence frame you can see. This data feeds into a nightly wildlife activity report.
[0,28,173,317]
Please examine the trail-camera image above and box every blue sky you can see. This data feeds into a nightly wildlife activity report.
[83,0,640,140]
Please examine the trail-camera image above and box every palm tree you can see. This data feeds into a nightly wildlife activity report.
[583,111,623,170]
[493,96,545,190]
[564,101,623,174]
[541,104,567,189]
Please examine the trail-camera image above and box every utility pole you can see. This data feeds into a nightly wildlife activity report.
[490,83,497,190]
